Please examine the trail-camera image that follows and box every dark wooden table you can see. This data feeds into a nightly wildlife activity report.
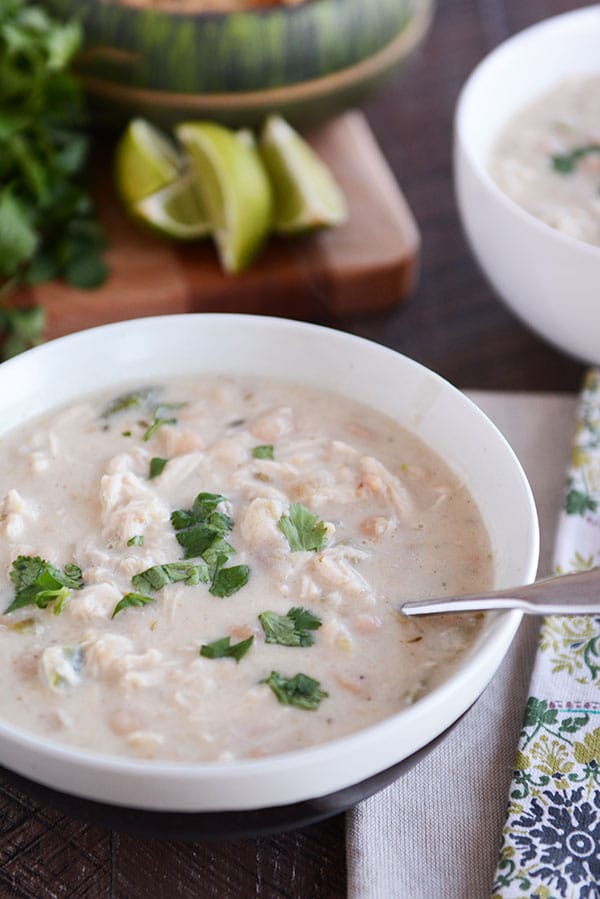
[0,1,587,896]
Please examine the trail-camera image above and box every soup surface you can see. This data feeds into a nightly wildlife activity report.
[490,74,600,247]
[0,377,492,762]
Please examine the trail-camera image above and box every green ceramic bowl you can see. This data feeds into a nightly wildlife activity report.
[42,0,434,127]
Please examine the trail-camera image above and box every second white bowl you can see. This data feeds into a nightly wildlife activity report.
[455,5,600,364]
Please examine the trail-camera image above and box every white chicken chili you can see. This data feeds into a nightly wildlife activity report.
[0,377,492,762]
[490,74,600,247]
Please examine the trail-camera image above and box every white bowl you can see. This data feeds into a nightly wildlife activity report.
[0,315,538,828]
[455,5,600,365]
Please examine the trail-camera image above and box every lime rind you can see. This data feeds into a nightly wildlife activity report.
[260,115,348,235]
[176,121,274,273]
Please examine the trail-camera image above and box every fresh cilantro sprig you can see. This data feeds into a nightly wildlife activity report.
[0,0,108,358]
[551,144,600,174]
[111,592,154,619]
[6,554,83,614]
[259,607,322,647]
[278,503,327,552]
[261,671,328,710]
[200,635,254,662]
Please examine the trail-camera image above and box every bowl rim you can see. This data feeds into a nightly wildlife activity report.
[454,3,600,260]
[0,313,539,811]
[79,0,434,111]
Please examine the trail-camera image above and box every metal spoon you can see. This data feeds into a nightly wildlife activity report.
[401,566,600,616]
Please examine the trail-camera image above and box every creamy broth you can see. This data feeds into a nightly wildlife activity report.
[0,377,492,762]
[490,75,600,247]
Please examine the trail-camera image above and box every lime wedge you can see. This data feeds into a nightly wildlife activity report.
[132,173,210,241]
[175,121,274,274]
[115,118,183,206]
[259,115,348,234]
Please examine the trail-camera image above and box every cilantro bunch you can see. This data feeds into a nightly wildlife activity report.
[0,0,107,356]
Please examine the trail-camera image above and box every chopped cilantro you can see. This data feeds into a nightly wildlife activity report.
[210,564,250,598]
[128,485,248,601]
[111,592,154,618]
[200,538,235,570]
[252,445,274,460]
[175,524,226,559]
[200,635,254,662]
[261,671,328,710]
[127,535,144,547]
[132,561,209,592]
[278,503,327,552]
[149,457,168,479]
[102,387,154,418]
[190,493,229,521]
[259,607,322,647]
[552,144,600,174]
[172,493,233,559]
[6,555,84,614]
[143,403,182,441]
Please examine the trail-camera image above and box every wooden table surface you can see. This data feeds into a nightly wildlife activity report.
[1,1,588,897]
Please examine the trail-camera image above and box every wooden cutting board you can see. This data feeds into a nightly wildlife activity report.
[18,111,420,339]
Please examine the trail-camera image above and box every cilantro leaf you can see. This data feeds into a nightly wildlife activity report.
[191,492,229,520]
[200,635,253,662]
[278,503,327,552]
[172,493,234,559]
[168,491,250,596]
[552,144,600,174]
[209,564,250,598]
[111,592,154,619]
[143,403,182,441]
[127,535,144,547]
[131,561,209,593]
[261,671,328,710]
[149,457,168,479]
[102,387,155,418]
[259,606,322,647]
[176,523,227,559]
[6,554,84,614]
[252,445,274,460]
[200,538,235,570]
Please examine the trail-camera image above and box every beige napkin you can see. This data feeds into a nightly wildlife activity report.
[346,391,577,899]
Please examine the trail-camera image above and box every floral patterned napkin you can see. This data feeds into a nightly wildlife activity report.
[493,370,600,899]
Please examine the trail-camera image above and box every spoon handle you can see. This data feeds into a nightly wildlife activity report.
[401,566,600,616]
